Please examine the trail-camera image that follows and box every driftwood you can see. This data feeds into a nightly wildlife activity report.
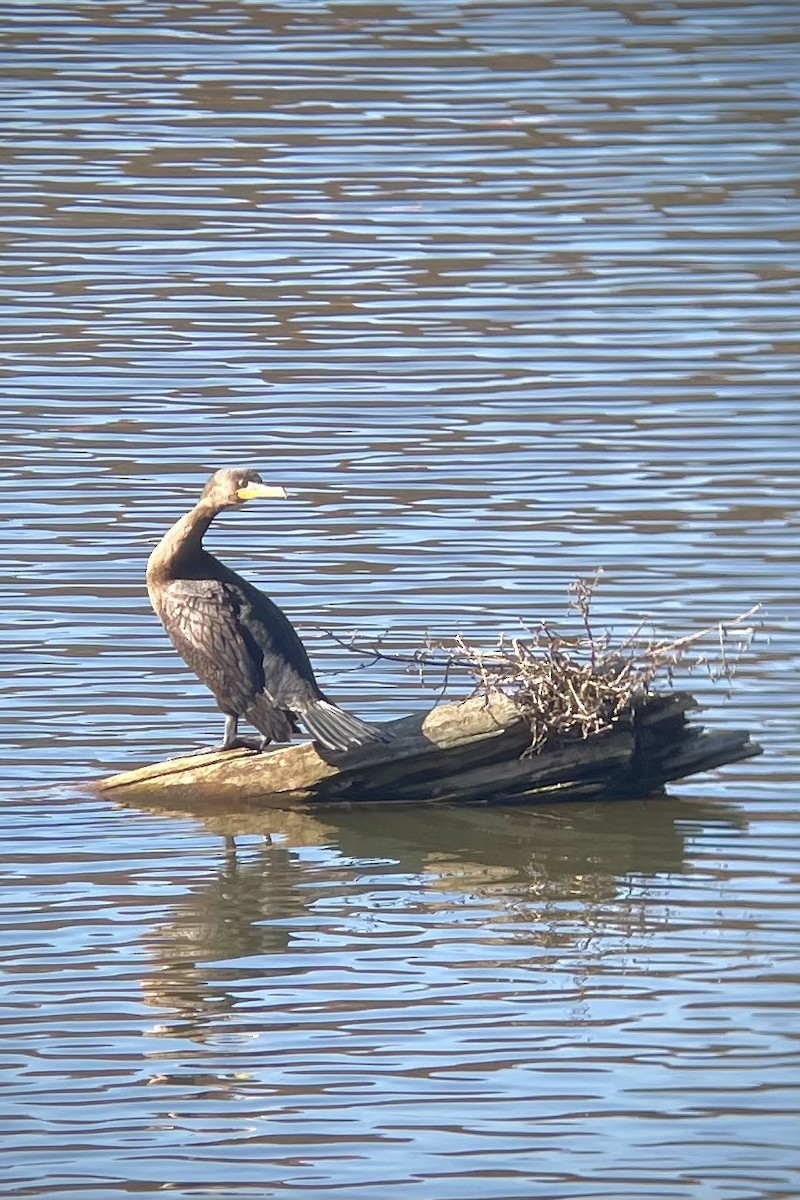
[96,690,761,810]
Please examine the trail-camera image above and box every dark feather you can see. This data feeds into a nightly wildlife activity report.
[302,700,387,750]
[159,580,264,715]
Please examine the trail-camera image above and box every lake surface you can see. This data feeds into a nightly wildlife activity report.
[1,2,799,1197]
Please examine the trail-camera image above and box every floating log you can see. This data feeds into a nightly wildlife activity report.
[96,690,761,810]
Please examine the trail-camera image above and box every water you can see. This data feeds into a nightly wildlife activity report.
[1,2,799,1197]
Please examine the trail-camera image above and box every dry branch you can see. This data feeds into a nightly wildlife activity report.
[97,691,761,812]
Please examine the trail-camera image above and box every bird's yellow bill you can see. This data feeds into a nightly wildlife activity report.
[237,483,288,501]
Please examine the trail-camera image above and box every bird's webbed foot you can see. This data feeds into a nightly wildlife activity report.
[186,715,246,754]
[186,740,245,757]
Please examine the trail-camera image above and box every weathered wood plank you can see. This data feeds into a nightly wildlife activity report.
[97,694,526,804]
[94,689,761,810]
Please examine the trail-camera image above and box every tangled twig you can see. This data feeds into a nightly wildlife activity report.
[313,575,763,752]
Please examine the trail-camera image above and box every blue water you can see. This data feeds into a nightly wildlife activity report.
[1,2,798,1197]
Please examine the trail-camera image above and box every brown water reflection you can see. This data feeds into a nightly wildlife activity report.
[137,797,747,1041]
[1,0,799,1197]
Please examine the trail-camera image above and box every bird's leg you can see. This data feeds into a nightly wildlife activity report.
[188,713,242,756]
[258,733,272,752]
[220,713,239,750]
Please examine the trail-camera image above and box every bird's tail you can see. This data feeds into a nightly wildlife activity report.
[301,700,388,753]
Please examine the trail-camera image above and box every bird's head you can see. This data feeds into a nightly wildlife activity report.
[200,467,287,510]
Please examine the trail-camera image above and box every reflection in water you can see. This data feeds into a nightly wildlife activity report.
[136,797,746,1043]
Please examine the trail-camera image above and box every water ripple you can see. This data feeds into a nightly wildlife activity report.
[1,2,799,1198]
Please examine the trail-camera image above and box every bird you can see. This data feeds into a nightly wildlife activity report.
[146,467,387,754]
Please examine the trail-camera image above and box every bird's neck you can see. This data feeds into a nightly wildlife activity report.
[147,499,219,582]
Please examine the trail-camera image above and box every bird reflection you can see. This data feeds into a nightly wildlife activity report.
[140,837,307,1037]
[132,795,746,1044]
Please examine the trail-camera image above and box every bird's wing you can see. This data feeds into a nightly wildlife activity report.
[158,579,266,712]
[214,570,325,708]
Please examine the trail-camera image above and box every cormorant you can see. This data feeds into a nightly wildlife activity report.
[146,467,385,753]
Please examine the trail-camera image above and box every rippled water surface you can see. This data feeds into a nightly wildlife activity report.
[1,2,799,1198]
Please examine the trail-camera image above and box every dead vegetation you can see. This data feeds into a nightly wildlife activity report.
[318,574,763,752]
